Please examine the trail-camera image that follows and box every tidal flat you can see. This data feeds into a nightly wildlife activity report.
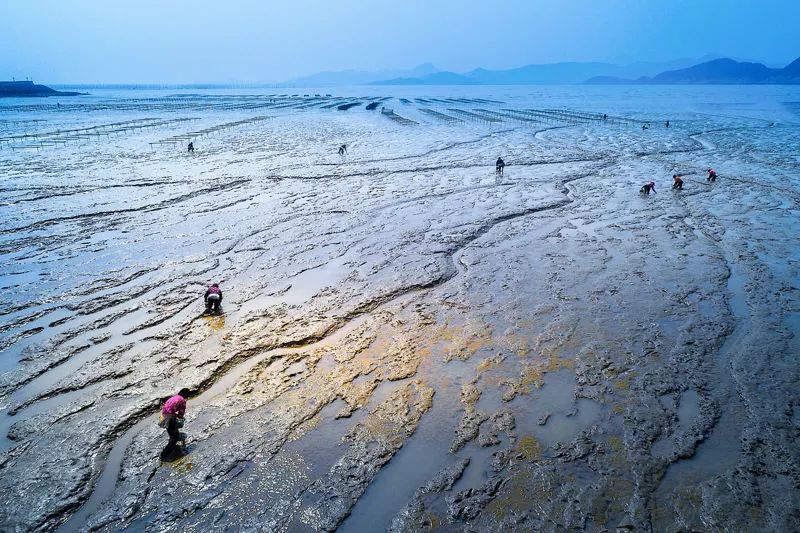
[1,86,799,531]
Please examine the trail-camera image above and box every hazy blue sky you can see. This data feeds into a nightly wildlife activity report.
[2,0,799,83]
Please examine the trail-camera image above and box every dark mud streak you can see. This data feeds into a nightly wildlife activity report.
[271,157,602,183]
[8,367,135,416]
[316,128,519,166]
[366,183,517,215]
[2,180,194,205]
[0,178,251,235]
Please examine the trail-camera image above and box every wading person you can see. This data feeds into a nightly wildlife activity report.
[640,181,656,195]
[204,283,223,315]
[496,157,505,176]
[160,388,191,461]
[707,168,717,182]
[672,174,684,190]
[188,141,194,153]
[338,144,347,155]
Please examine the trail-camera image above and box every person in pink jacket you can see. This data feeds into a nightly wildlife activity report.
[160,388,191,460]
[204,283,223,315]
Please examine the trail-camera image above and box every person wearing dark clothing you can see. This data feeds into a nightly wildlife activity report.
[204,283,223,315]
[707,168,717,182]
[188,142,194,153]
[603,114,607,121]
[338,144,347,155]
[665,120,670,128]
[160,388,190,461]
[672,174,684,190]
[640,181,656,195]
[496,157,505,176]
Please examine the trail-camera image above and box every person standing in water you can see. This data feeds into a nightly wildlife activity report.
[640,181,656,195]
[188,141,194,153]
[160,388,191,461]
[338,144,347,155]
[496,157,505,176]
[204,283,223,315]
[707,168,717,182]
[672,174,684,190]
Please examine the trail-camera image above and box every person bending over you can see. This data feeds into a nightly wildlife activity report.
[204,283,223,315]
[496,157,505,176]
[707,168,717,182]
[672,174,684,190]
[640,181,656,195]
[160,388,191,461]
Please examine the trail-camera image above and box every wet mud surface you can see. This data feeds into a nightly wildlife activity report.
[1,89,799,531]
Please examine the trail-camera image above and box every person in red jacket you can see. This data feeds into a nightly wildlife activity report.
[672,174,684,190]
[204,283,223,315]
[707,168,717,182]
[160,388,191,461]
[640,181,656,195]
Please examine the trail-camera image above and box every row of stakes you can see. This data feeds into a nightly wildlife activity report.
[0,95,390,114]
[149,116,271,147]
[410,105,656,127]
[0,117,198,150]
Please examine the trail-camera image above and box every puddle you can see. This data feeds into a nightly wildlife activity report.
[510,369,603,449]
[651,389,701,458]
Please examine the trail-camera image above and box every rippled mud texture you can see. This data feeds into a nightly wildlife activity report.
[1,89,799,532]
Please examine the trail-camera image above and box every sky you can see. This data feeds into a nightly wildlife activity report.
[1,0,799,84]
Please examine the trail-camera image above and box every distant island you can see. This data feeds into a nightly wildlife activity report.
[0,80,85,97]
[585,57,800,84]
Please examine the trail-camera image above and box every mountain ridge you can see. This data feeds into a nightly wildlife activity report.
[585,57,800,84]
[278,55,800,86]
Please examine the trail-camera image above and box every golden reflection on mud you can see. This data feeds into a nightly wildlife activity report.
[203,315,226,331]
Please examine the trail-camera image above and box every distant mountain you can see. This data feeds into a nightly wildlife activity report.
[284,63,439,86]
[585,56,800,84]
[769,56,800,83]
[370,59,703,85]
[650,58,773,83]
[0,80,85,97]
[372,71,478,85]
[463,62,610,84]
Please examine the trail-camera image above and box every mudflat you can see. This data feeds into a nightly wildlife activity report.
[1,87,798,532]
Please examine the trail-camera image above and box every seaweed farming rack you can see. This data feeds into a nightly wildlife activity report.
[0,117,197,150]
[446,108,502,124]
[501,108,650,126]
[381,108,417,126]
[149,116,270,147]
[418,108,464,124]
